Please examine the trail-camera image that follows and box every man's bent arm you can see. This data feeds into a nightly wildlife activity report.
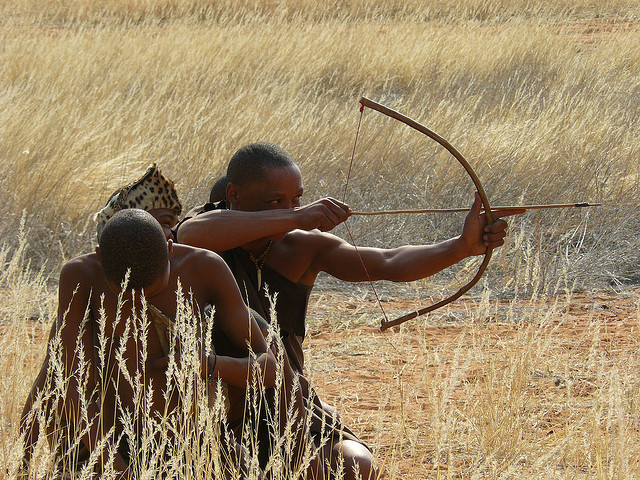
[178,209,301,252]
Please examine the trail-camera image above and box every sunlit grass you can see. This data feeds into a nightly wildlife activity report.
[0,0,638,289]
[2,1,640,478]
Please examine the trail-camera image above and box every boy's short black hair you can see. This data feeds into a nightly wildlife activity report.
[209,175,229,203]
[226,142,296,187]
[99,209,169,291]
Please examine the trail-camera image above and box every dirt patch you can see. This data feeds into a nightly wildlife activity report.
[304,289,640,478]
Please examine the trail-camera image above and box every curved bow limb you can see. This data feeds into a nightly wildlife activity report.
[357,97,494,331]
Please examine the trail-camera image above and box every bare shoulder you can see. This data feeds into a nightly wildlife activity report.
[59,253,101,285]
[171,243,228,272]
[170,244,239,301]
[57,253,104,322]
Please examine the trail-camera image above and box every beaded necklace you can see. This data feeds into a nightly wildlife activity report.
[248,241,273,290]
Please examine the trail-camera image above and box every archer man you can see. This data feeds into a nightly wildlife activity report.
[176,141,524,480]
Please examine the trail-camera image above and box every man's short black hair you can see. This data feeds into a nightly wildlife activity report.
[99,209,169,291]
[226,142,296,187]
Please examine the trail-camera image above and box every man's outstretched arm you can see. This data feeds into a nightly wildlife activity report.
[311,193,524,283]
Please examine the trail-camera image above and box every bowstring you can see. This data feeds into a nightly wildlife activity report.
[342,104,364,202]
[342,103,389,325]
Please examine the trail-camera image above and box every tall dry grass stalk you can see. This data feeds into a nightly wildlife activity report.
[6,266,327,479]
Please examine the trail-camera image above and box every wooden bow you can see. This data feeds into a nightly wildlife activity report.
[351,97,495,331]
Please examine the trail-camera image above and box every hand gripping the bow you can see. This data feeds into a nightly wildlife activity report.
[355,97,496,330]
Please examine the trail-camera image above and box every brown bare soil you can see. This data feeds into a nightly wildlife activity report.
[304,289,640,478]
[558,17,640,45]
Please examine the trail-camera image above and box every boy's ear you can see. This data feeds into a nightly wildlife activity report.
[167,239,174,256]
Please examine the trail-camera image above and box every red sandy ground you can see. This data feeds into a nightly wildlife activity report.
[303,288,640,478]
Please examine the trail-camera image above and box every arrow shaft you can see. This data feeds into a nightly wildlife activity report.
[351,203,601,216]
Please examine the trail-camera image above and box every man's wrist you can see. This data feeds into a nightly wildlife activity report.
[449,236,471,261]
[290,208,307,230]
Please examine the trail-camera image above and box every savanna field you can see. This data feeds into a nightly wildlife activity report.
[1,1,640,478]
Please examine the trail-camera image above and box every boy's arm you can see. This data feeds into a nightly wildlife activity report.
[20,320,57,466]
[193,252,311,474]
[52,260,128,475]
[196,252,277,388]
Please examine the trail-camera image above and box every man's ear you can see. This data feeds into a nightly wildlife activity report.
[95,245,100,258]
[167,239,174,256]
[226,182,239,206]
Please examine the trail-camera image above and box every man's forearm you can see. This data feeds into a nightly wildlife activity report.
[177,209,300,251]
[368,236,470,282]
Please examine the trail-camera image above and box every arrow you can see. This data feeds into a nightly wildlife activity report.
[351,202,601,216]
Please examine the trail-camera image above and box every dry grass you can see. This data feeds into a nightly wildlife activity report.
[4,238,640,479]
[1,0,639,288]
[302,289,640,479]
[2,1,640,478]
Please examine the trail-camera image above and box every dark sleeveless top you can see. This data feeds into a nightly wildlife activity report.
[176,202,313,373]
[221,247,312,374]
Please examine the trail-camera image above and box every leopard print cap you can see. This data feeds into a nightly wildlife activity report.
[95,164,182,241]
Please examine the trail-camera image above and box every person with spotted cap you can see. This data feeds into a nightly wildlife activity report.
[95,163,182,241]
